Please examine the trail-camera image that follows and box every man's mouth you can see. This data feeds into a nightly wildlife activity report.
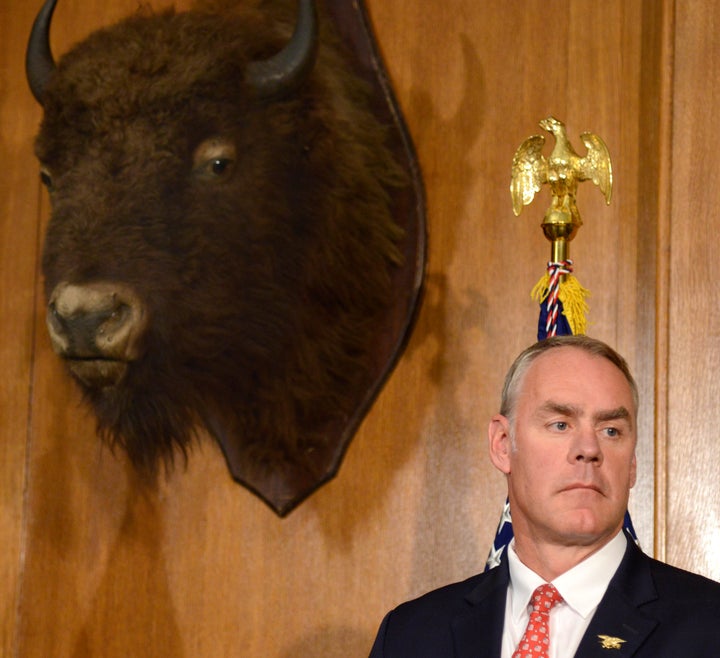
[561,483,603,495]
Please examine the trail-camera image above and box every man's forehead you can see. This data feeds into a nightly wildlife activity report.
[520,347,635,409]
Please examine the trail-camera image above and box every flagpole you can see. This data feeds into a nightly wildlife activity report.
[485,117,636,570]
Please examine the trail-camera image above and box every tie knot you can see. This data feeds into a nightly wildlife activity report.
[530,583,563,613]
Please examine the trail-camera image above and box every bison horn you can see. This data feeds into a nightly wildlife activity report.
[26,0,58,105]
[246,0,318,100]
[25,0,317,104]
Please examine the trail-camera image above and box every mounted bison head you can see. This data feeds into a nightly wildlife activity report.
[26,0,425,514]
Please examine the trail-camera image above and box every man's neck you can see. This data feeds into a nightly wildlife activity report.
[512,528,622,581]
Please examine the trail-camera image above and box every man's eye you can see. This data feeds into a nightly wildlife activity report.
[551,421,568,431]
[603,427,620,438]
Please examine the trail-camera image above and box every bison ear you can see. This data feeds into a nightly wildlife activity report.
[26,0,59,105]
[246,0,318,100]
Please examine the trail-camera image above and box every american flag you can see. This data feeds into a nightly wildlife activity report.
[485,259,638,570]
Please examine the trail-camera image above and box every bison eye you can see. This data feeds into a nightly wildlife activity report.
[39,167,54,190]
[192,138,237,182]
[210,158,232,176]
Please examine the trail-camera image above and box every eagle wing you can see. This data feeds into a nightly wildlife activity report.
[579,132,612,204]
[510,134,546,216]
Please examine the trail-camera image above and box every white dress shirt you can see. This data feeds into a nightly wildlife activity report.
[500,531,627,658]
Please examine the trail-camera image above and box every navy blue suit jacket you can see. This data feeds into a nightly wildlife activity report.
[369,534,720,657]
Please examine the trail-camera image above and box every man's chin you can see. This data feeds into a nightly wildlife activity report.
[553,514,624,547]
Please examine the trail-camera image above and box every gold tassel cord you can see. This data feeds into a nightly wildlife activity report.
[530,267,590,336]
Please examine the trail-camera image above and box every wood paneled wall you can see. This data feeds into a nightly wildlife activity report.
[666,1,720,576]
[1,0,718,656]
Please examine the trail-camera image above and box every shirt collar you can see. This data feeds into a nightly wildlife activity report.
[507,530,627,621]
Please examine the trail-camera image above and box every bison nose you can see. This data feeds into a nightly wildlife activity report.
[46,282,148,362]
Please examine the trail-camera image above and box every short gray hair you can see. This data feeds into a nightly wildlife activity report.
[499,335,639,424]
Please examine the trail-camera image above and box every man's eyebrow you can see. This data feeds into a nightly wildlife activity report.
[536,401,581,417]
[593,407,632,424]
[534,403,632,424]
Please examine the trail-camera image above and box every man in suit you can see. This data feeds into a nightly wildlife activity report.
[369,335,720,657]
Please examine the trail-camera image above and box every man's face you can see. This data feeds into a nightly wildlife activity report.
[489,347,637,550]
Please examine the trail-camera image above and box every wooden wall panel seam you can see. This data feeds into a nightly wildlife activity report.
[13,177,48,658]
[652,0,676,563]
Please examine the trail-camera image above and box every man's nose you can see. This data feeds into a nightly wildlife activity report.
[568,427,603,464]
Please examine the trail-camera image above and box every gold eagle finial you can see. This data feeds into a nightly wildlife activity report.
[510,116,612,261]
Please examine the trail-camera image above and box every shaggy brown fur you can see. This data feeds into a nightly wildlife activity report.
[35,0,405,477]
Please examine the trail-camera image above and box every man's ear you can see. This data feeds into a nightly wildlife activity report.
[488,414,512,475]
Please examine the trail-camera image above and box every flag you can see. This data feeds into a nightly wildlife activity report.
[484,259,638,570]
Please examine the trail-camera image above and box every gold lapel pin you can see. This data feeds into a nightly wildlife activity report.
[597,635,627,650]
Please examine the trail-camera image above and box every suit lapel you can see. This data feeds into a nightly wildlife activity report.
[452,535,662,657]
[451,559,509,658]
[574,536,659,657]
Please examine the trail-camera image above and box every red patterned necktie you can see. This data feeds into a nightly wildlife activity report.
[512,583,563,658]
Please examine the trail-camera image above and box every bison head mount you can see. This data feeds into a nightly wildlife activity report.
[26,0,425,515]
